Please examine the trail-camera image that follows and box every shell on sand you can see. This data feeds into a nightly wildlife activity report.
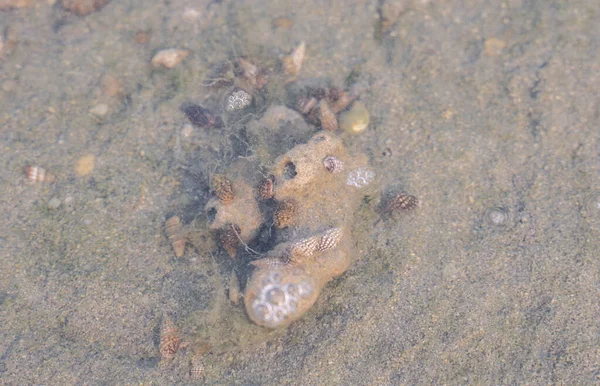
[159,314,180,360]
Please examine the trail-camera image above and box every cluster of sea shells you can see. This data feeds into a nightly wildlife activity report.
[161,41,418,334]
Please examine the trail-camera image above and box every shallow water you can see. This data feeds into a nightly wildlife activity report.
[1,0,599,384]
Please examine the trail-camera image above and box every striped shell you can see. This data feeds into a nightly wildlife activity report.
[189,355,205,380]
[322,156,344,174]
[250,257,288,269]
[289,236,320,259]
[24,165,55,183]
[212,175,235,204]
[319,100,338,131]
[274,199,298,229]
[164,216,186,258]
[257,177,275,199]
[159,314,180,360]
[218,223,241,259]
[383,193,418,212]
[318,228,342,251]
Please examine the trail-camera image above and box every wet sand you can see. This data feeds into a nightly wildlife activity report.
[1,0,599,384]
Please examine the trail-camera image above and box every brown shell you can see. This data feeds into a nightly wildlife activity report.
[212,175,235,204]
[24,165,55,183]
[229,270,241,305]
[383,193,419,212]
[318,228,342,251]
[164,216,186,257]
[330,91,357,114]
[159,314,180,360]
[282,41,305,77]
[322,156,344,174]
[274,199,298,229]
[237,57,259,88]
[289,236,320,259]
[218,223,241,259]
[297,95,318,115]
[257,176,275,199]
[319,100,338,131]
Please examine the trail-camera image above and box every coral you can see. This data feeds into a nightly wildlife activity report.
[240,131,374,328]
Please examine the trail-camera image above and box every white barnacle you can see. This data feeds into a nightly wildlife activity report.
[226,89,252,112]
[346,167,375,188]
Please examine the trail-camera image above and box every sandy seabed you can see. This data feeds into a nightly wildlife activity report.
[0,0,599,384]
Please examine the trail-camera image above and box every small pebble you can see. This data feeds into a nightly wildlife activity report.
[0,0,32,10]
[81,213,94,226]
[340,101,370,134]
[484,206,510,227]
[101,74,121,97]
[272,17,294,29]
[47,197,61,210]
[151,48,190,69]
[89,103,108,117]
[75,154,95,176]
[2,80,18,92]
[484,37,506,57]
[134,31,150,44]
[61,0,111,16]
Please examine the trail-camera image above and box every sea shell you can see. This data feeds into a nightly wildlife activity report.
[257,176,275,199]
[225,88,252,112]
[250,257,288,269]
[297,95,318,115]
[24,165,55,183]
[383,193,419,213]
[289,236,320,259]
[229,270,241,305]
[159,314,180,360]
[317,228,342,251]
[218,223,241,259]
[183,104,223,128]
[330,91,357,114]
[319,100,338,131]
[274,199,298,229]
[237,57,259,88]
[282,41,305,77]
[164,215,186,258]
[151,48,190,69]
[212,175,235,204]
[322,156,344,174]
[189,355,205,380]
